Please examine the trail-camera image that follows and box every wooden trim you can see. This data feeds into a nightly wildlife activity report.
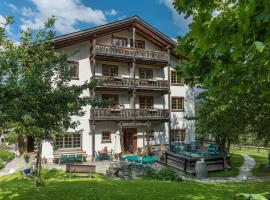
[66,61,79,80]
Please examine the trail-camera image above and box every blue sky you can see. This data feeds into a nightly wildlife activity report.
[0,0,191,42]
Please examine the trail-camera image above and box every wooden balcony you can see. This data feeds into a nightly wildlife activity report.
[94,44,169,65]
[92,76,169,92]
[90,108,169,121]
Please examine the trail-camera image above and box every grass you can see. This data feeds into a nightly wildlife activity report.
[232,146,270,177]
[0,148,15,169]
[209,153,244,177]
[0,169,270,200]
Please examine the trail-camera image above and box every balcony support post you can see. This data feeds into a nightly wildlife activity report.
[132,26,136,110]
[166,46,172,151]
[91,38,96,162]
[118,122,124,152]
[146,121,151,155]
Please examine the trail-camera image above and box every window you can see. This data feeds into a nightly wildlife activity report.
[171,70,183,85]
[64,61,79,79]
[55,134,81,149]
[171,129,185,142]
[146,129,154,141]
[102,65,118,76]
[102,131,111,143]
[139,96,154,109]
[102,94,119,108]
[172,97,184,110]
[139,68,153,79]
[130,39,145,49]
[112,37,127,47]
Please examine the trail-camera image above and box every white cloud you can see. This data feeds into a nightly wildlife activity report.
[105,9,118,16]
[20,0,108,34]
[159,0,191,35]
[6,3,18,12]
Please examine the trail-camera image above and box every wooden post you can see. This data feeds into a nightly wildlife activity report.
[132,26,136,121]
[167,46,172,151]
[146,121,151,155]
[91,38,96,162]
[119,122,124,153]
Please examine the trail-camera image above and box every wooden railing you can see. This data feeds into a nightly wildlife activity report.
[90,108,169,121]
[91,76,133,88]
[95,44,169,62]
[135,79,169,89]
[92,76,169,90]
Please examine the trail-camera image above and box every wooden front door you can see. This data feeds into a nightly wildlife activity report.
[123,128,137,153]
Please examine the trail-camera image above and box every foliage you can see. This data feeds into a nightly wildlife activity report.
[0,159,4,169]
[1,170,270,200]
[23,154,30,164]
[0,148,14,162]
[145,167,182,181]
[235,192,269,200]
[173,0,270,149]
[0,16,105,186]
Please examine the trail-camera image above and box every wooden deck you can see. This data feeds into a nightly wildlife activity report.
[160,151,230,174]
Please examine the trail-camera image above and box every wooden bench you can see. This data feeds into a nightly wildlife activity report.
[53,148,87,164]
[66,164,96,178]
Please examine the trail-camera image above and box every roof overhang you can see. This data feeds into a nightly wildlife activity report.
[52,16,183,59]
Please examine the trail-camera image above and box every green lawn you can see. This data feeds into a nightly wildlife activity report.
[0,170,270,200]
[232,147,270,177]
[209,153,244,177]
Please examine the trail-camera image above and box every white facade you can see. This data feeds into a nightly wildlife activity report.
[42,18,195,160]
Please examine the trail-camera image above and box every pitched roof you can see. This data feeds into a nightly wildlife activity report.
[53,16,177,51]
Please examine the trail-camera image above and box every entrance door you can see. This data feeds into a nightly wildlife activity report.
[26,136,35,152]
[123,128,137,153]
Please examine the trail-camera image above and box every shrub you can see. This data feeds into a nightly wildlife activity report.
[24,154,30,164]
[0,148,15,162]
[0,159,4,169]
[145,167,182,182]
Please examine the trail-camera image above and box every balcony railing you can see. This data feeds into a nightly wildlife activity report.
[90,108,169,121]
[95,44,169,62]
[92,76,169,90]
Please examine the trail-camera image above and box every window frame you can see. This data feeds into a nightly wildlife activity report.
[64,61,79,80]
[101,131,111,143]
[55,134,82,149]
[171,97,184,111]
[111,36,128,47]
[102,64,118,77]
[139,67,153,79]
[170,129,186,142]
[171,70,184,85]
[130,39,145,49]
[139,96,154,109]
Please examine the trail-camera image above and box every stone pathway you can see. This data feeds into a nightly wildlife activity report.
[0,156,26,177]
[194,154,270,183]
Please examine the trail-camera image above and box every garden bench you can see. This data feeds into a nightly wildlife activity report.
[66,164,96,178]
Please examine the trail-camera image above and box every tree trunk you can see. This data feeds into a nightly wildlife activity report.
[35,140,42,187]
[227,137,231,154]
